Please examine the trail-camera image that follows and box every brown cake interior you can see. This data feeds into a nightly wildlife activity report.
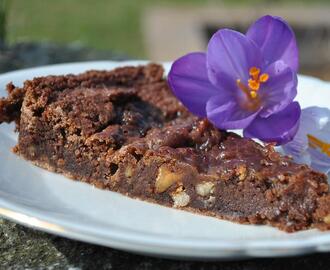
[1,63,330,232]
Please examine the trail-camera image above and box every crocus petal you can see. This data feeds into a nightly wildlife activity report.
[246,15,298,72]
[282,106,330,174]
[168,52,219,117]
[281,126,309,161]
[309,148,330,175]
[282,107,319,158]
[259,60,297,117]
[206,29,263,90]
[244,102,301,145]
[206,95,260,130]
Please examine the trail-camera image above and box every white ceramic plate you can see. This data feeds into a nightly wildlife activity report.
[1,61,330,260]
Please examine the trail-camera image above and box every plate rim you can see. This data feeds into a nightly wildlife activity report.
[1,60,330,259]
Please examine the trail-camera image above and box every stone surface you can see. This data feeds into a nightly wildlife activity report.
[1,42,330,269]
[2,218,330,270]
[0,41,127,72]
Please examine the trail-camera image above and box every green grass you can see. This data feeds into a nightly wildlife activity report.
[7,0,207,57]
[6,0,330,58]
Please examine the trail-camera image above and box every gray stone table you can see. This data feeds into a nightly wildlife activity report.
[1,42,330,269]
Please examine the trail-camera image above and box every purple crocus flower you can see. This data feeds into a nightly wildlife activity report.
[282,107,330,175]
[168,15,301,145]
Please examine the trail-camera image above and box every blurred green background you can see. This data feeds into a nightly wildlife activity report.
[0,0,330,79]
[5,0,330,58]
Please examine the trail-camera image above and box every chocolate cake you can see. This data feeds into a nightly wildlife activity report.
[1,63,330,232]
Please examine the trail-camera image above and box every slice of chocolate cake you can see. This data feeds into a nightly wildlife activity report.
[1,63,330,232]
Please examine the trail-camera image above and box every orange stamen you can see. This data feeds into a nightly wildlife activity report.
[236,79,250,96]
[307,134,330,157]
[237,67,269,103]
[250,91,257,99]
[249,67,260,80]
[248,79,260,91]
[259,73,269,83]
